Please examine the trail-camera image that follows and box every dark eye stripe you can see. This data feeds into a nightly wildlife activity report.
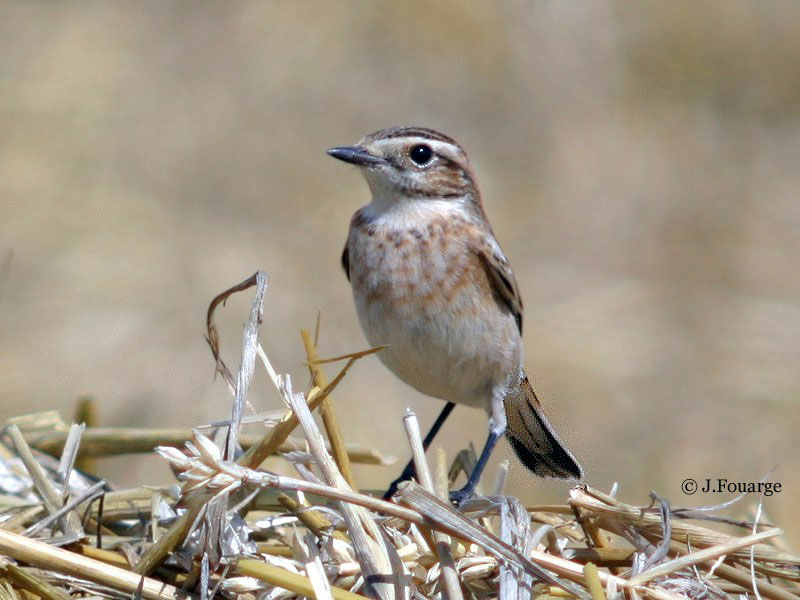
[438,155,475,187]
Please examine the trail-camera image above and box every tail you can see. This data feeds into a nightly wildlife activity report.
[504,371,584,480]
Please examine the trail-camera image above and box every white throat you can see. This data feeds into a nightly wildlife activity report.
[361,171,469,224]
[364,194,468,228]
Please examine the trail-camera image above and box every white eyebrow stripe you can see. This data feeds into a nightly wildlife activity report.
[372,137,463,159]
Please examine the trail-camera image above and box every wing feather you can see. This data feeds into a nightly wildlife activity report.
[472,238,523,334]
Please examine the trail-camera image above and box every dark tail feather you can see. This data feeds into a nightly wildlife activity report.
[504,372,583,480]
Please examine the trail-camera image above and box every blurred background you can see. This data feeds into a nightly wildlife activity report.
[2,2,798,541]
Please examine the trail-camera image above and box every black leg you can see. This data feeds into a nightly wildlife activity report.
[449,428,502,506]
[382,402,456,499]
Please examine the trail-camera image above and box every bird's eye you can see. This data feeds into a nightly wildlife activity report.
[409,144,433,166]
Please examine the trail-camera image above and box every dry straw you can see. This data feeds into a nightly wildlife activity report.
[0,271,797,600]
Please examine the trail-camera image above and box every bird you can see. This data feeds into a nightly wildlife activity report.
[327,126,583,501]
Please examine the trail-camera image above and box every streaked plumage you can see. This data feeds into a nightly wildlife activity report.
[329,127,583,494]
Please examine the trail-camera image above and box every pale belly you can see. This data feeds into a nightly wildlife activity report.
[347,216,521,410]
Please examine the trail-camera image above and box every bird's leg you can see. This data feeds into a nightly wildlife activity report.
[382,401,456,500]
[449,389,507,506]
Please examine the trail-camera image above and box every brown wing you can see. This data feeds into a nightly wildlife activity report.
[473,238,523,334]
[341,245,350,282]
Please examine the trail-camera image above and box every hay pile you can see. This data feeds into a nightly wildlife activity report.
[0,273,797,600]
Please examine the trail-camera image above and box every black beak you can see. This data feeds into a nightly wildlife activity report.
[327,145,385,167]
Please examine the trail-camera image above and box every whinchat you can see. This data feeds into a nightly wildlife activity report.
[328,127,583,499]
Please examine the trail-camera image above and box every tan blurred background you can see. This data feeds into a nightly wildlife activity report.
[1,2,798,540]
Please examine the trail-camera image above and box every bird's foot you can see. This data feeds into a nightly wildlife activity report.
[448,483,477,508]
